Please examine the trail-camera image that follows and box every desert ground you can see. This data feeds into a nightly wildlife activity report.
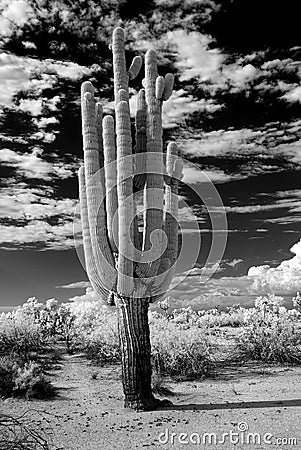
[1,347,301,450]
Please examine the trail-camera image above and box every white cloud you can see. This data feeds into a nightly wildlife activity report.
[167,269,254,306]
[165,241,301,303]
[35,116,59,128]
[178,120,301,172]
[227,258,244,268]
[182,165,241,185]
[248,239,301,294]
[180,228,246,234]
[0,0,34,36]
[68,287,99,303]
[223,63,257,86]
[283,86,301,103]
[58,281,90,289]
[0,52,94,108]
[0,147,78,180]
[0,190,77,220]
[166,30,223,82]
[266,216,301,225]
[0,219,79,250]
[18,98,43,116]
[177,205,204,223]
[162,89,222,128]
[128,87,222,129]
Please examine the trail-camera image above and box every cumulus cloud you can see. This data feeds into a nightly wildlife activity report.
[248,239,301,294]
[0,218,79,250]
[182,166,241,185]
[164,239,301,305]
[0,52,94,108]
[0,188,77,220]
[68,287,99,303]
[178,119,301,175]
[0,0,34,36]
[207,189,301,227]
[178,128,260,157]
[227,258,244,268]
[0,147,78,180]
[222,63,257,87]
[166,29,223,82]
[283,86,301,103]
[167,268,254,308]
[162,89,222,128]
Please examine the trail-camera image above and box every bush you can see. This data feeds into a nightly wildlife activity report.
[83,327,120,364]
[150,313,213,379]
[0,356,55,399]
[0,356,16,398]
[0,298,58,357]
[237,295,301,363]
[0,312,44,357]
[14,361,55,399]
[70,301,215,377]
[196,306,247,328]
[71,300,120,364]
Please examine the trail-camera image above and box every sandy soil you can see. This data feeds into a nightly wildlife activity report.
[1,351,301,450]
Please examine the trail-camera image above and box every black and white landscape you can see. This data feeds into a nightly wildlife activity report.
[0,1,301,449]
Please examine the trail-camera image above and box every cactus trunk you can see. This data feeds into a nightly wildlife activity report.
[79,27,179,410]
[115,296,153,409]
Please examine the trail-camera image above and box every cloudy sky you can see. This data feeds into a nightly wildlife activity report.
[1,0,301,308]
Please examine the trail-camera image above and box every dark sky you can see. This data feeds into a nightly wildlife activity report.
[1,0,301,307]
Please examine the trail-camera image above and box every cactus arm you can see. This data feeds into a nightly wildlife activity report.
[132,88,147,261]
[155,76,165,100]
[78,166,108,298]
[134,89,147,191]
[116,88,129,103]
[112,27,129,104]
[154,142,183,294]
[103,115,118,254]
[116,99,135,295]
[95,102,104,168]
[163,142,180,266]
[142,50,164,275]
[113,29,142,103]
[128,56,143,80]
[81,81,117,291]
[162,73,174,101]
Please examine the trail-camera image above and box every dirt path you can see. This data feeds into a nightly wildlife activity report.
[1,352,301,450]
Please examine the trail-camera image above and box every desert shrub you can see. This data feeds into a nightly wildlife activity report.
[0,356,16,398]
[13,361,55,399]
[0,356,55,399]
[196,306,247,328]
[0,311,44,357]
[165,305,247,329]
[70,300,215,375]
[0,297,78,356]
[149,312,213,379]
[237,295,301,363]
[83,327,120,364]
[169,307,200,327]
[52,304,76,353]
[70,300,120,364]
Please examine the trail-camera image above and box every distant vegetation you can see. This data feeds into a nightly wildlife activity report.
[1,292,301,400]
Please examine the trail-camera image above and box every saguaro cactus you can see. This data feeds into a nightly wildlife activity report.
[78,27,183,411]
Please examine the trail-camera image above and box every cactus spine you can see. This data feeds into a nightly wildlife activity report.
[79,27,181,410]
